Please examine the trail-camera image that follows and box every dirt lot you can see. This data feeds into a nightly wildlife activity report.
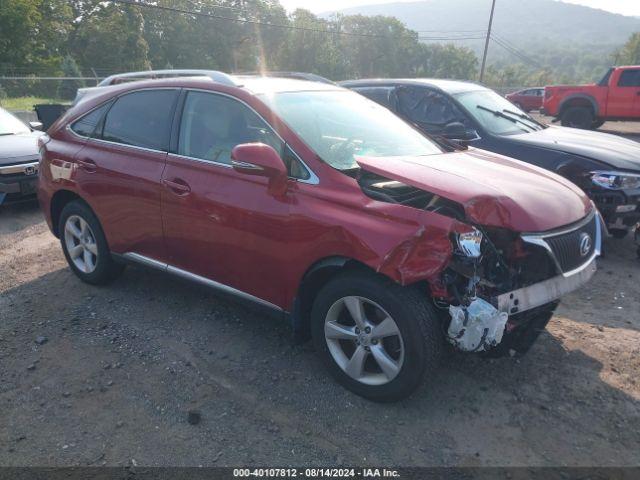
[1,123,640,467]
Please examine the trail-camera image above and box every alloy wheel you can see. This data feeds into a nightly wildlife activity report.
[64,215,98,274]
[324,296,405,386]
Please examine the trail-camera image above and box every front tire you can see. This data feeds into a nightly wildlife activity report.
[311,271,442,402]
[561,107,594,129]
[58,200,124,285]
[609,228,629,239]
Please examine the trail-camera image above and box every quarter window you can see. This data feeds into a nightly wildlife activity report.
[178,91,284,166]
[101,90,179,150]
[70,102,111,137]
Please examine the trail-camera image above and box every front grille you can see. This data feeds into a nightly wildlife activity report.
[544,214,598,273]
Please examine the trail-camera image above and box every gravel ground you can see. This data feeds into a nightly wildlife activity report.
[1,123,640,468]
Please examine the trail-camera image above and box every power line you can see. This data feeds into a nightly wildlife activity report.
[419,35,486,40]
[491,32,543,66]
[113,0,488,43]
[113,0,416,39]
[189,0,488,36]
[490,34,543,68]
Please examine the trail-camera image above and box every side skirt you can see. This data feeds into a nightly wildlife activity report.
[113,252,287,320]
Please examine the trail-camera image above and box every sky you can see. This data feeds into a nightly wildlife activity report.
[278,0,640,17]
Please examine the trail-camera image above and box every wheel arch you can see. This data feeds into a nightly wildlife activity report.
[559,94,599,117]
[290,256,381,341]
[50,189,90,237]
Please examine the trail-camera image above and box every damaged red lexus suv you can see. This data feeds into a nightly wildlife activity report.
[38,72,601,401]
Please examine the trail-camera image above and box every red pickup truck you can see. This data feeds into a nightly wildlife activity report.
[543,66,640,129]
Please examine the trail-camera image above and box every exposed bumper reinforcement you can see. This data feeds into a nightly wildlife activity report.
[496,257,597,315]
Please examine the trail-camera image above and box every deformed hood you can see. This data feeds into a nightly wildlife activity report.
[357,148,592,233]
[509,125,640,172]
[0,132,41,165]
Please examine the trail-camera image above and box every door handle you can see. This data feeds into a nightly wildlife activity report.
[76,158,97,172]
[162,178,191,195]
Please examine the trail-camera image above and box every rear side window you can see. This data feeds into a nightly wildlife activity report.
[70,103,111,137]
[617,70,640,87]
[101,90,179,150]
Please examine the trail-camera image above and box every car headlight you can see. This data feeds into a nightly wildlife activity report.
[591,171,640,190]
[456,228,483,258]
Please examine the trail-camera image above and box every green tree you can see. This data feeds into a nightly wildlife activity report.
[0,0,42,69]
[143,0,290,73]
[412,43,478,79]
[56,55,85,100]
[0,0,72,71]
[71,3,150,73]
[615,32,640,65]
[277,9,346,78]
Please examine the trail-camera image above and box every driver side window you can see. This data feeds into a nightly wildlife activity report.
[178,91,284,166]
[178,91,309,179]
[396,87,469,134]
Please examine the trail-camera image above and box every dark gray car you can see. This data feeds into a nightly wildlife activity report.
[0,107,42,205]
[341,79,640,243]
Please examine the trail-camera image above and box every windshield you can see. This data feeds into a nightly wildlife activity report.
[260,90,443,170]
[0,108,30,136]
[455,90,545,136]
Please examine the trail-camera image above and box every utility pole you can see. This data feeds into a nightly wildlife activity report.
[479,0,497,83]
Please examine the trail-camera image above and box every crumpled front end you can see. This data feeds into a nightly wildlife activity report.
[356,154,600,356]
[438,210,601,354]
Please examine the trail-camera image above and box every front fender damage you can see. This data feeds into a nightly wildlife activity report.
[374,219,512,353]
[376,225,452,285]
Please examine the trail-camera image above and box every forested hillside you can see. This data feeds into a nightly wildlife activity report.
[328,0,640,84]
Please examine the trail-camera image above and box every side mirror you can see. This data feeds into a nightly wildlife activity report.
[442,122,467,140]
[231,143,288,196]
[29,121,44,131]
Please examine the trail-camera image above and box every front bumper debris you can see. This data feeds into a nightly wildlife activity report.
[447,259,596,355]
[448,298,508,352]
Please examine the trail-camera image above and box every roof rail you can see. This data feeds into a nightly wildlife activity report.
[238,71,335,85]
[97,69,237,87]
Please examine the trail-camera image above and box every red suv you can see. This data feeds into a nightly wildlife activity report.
[38,72,600,401]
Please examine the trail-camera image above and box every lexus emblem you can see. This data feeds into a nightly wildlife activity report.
[579,232,592,257]
[24,165,37,176]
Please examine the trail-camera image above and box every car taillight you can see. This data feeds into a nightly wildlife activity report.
[37,134,51,150]
[37,134,50,161]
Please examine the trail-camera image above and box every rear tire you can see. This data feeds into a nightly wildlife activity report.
[560,107,594,129]
[311,271,443,402]
[591,119,605,129]
[58,200,124,285]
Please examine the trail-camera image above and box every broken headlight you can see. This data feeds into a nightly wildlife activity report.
[456,228,483,258]
[591,171,640,190]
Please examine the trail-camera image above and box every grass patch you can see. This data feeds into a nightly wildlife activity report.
[0,96,66,111]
